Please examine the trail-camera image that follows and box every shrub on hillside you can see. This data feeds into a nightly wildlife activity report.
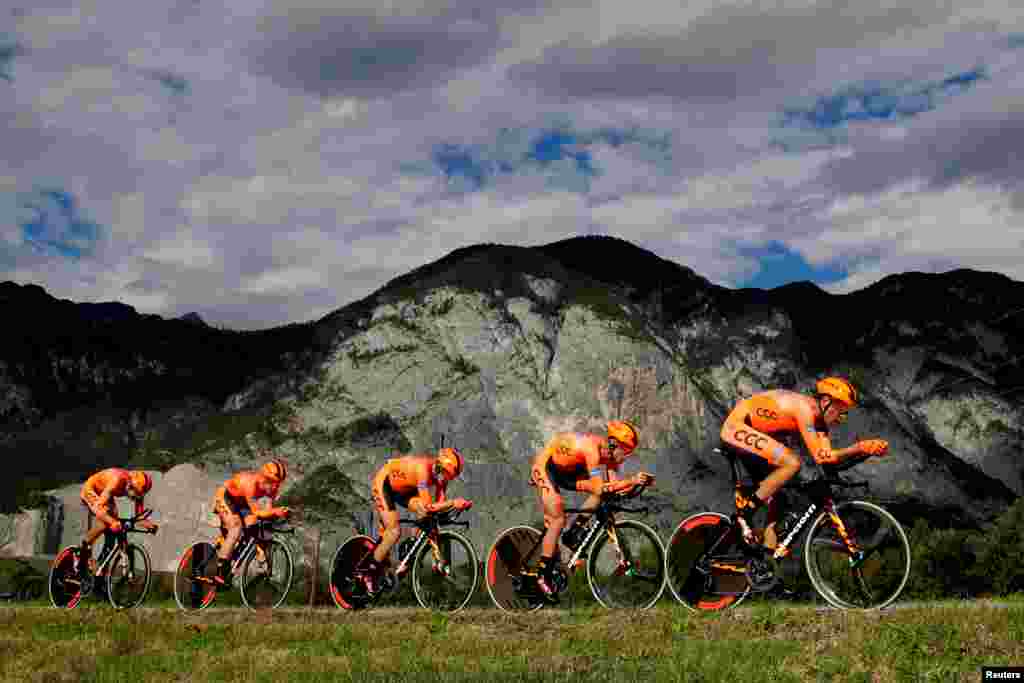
[971,496,1024,596]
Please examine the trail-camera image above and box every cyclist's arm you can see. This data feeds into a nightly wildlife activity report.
[245,493,276,519]
[96,481,118,509]
[797,417,858,464]
[409,487,437,517]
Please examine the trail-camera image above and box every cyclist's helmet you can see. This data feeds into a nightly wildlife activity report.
[261,458,288,483]
[815,376,858,408]
[607,420,639,455]
[129,471,152,496]
[436,447,464,481]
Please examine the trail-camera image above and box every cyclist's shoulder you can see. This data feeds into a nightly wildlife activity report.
[757,389,813,412]
[388,454,431,475]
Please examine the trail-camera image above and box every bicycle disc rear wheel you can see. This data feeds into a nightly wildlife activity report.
[240,539,294,610]
[411,530,479,612]
[48,546,84,609]
[804,501,911,609]
[107,543,152,610]
[665,512,752,611]
[587,519,666,609]
[173,541,218,612]
[484,526,545,612]
[330,535,376,610]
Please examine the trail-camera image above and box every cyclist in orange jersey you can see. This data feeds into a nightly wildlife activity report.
[528,420,654,600]
[364,447,473,595]
[79,468,157,572]
[212,457,290,585]
[720,377,889,549]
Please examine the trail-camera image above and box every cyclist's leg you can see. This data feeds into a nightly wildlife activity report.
[529,456,564,599]
[371,477,401,565]
[80,496,115,571]
[720,423,799,546]
[720,420,800,501]
[214,489,243,582]
[531,456,566,560]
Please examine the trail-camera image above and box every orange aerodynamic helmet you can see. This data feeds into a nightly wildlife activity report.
[436,447,465,481]
[261,458,288,483]
[130,471,153,495]
[816,377,859,408]
[607,420,639,454]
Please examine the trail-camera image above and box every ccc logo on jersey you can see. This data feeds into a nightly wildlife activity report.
[734,429,768,450]
[755,408,779,420]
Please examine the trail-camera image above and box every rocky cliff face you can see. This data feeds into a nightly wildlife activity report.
[2,237,1023,571]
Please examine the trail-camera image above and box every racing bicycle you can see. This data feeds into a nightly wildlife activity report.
[330,508,479,613]
[173,517,295,612]
[666,445,911,610]
[49,510,156,610]
[485,484,666,611]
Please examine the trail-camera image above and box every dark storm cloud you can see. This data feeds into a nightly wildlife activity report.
[244,2,547,99]
[820,108,1024,197]
[509,0,956,101]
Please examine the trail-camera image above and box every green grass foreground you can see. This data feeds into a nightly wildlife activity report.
[1,602,1022,683]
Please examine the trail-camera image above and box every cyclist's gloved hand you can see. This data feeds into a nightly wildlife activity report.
[142,520,159,533]
[452,498,473,511]
[275,506,291,518]
[602,480,634,495]
[857,439,889,457]
[634,472,655,487]
[108,520,123,534]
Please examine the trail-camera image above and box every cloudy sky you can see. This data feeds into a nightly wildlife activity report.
[2,1,1023,329]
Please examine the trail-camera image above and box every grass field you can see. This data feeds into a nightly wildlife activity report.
[2,599,1022,682]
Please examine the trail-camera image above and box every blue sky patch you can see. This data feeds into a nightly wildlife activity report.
[775,67,987,149]
[0,35,21,82]
[738,241,846,290]
[156,71,189,96]
[1006,34,1024,49]
[430,122,671,192]
[18,189,102,259]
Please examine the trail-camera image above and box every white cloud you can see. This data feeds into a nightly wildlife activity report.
[241,266,325,296]
[812,180,1024,292]
[141,227,218,270]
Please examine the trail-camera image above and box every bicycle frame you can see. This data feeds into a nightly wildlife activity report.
[378,511,471,581]
[91,511,154,577]
[213,520,292,580]
[517,491,651,581]
[702,448,873,575]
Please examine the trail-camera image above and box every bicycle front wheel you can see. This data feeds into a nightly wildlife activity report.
[665,512,751,611]
[173,541,219,612]
[587,519,666,609]
[411,530,479,612]
[804,500,911,610]
[48,546,84,609]
[240,539,294,610]
[107,543,152,610]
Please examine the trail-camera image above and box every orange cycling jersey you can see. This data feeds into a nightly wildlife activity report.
[82,468,132,499]
[81,468,144,517]
[544,433,621,480]
[379,456,444,502]
[216,471,280,518]
[723,390,835,465]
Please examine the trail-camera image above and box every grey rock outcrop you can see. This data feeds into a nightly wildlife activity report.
[2,238,1023,566]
